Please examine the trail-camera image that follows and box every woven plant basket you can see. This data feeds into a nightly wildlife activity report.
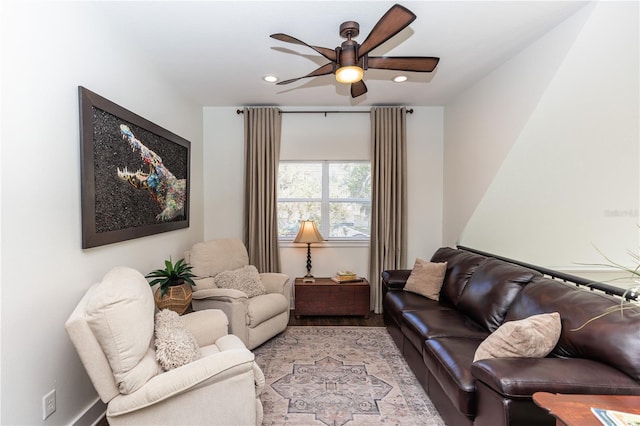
[154,282,192,315]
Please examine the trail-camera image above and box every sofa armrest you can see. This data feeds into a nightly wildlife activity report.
[182,309,228,347]
[260,272,289,295]
[192,288,248,302]
[108,349,256,416]
[381,269,412,290]
[471,357,640,399]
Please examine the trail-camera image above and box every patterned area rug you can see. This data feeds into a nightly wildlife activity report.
[253,326,444,426]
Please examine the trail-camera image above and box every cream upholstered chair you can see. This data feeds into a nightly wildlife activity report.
[185,238,291,350]
[65,266,264,426]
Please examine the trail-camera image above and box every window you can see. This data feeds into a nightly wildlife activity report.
[278,161,371,240]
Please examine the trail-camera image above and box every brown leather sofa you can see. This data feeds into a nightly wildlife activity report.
[383,247,640,426]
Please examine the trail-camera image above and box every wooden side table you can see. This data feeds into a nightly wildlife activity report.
[294,277,370,318]
[533,392,640,426]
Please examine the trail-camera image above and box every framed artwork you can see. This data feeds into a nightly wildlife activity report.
[79,86,190,248]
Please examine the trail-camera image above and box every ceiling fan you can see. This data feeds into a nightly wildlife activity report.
[270,3,440,98]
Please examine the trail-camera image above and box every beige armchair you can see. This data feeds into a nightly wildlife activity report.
[185,238,291,349]
[65,266,264,426]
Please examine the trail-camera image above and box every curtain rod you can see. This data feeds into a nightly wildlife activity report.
[236,108,414,115]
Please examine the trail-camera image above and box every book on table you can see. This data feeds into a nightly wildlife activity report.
[331,271,364,283]
[591,407,640,426]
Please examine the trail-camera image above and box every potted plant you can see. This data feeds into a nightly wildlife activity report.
[572,245,640,331]
[146,258,196,315]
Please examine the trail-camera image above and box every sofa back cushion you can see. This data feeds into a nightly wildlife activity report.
[188,239,249,279]
[506,277,640,381]
[85,267,161,394]
[457,259,540,332]
[430,247,487,307]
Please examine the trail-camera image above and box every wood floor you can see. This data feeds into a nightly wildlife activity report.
[96,313,384,425]
[289,311,384,326]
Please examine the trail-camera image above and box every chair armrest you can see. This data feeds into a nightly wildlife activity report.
[260,273,290,294]
[381,269,412,290]
[182,310,228,347]
[192,288,248,302]
[253,362,265,397]
[108,349,256,416]
[471,357,640,398]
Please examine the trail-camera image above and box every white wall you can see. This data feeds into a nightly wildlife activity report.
[203,106,443,295]
[444,2,639,270]
[1,2,204,425]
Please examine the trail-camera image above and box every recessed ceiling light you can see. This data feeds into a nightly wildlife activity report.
[393,75,408,83]
[263,75,278,83]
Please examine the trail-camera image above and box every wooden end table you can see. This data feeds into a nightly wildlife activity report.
[294,277,370,318]
[533,392,640,426]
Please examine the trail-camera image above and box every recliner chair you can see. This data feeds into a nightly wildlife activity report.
[65,266,264,426]
[185,238,291,349]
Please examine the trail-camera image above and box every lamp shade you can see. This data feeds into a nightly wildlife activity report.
[293,220,324,244]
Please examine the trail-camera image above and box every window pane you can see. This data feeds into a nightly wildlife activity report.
[329,202,371,239]
[329,163,371,199]
[277,161,371,240]
[277,201,322,238]
[278,163,322,198]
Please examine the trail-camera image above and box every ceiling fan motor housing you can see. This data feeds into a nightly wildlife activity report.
[338,39,359,68]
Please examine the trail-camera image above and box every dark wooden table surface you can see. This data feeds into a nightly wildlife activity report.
[533,392,640,426]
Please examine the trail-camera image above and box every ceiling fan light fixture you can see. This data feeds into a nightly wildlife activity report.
[335,66,364,84]
[263,75,278,83]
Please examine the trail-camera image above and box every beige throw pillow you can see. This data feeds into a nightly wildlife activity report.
[404,259,447,301]
[215,265,266,298]
[473,312,561,362]
[155,309,201,370]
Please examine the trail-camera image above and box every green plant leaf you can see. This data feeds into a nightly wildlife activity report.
[146,257,197,289]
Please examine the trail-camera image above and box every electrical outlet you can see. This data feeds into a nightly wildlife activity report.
[42,389,56,420]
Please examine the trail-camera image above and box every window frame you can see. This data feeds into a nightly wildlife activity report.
[277,160,371,242]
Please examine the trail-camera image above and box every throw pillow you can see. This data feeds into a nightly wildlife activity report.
[214,265,266,298]
[473,312,561,362]
[404,259,448,301]
[155,309,201,371]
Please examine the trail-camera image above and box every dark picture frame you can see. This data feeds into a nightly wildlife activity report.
[79,86,190,248]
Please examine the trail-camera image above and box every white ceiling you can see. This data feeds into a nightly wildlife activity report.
[97,1,588,107]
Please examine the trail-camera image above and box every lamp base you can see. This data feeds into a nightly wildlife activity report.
[302,275,315,283]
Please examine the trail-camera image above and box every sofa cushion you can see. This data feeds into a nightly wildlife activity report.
[154,309,201,370]
[189,238,249,278]
[472,357,640,398]
[505,277,640,382]
[215,265,265,298]
[473,312,561,362]
[404,259,447,301]
[423,337,484,416]
[384,290,451,328]
[431,247,487,307]
[85,267,161,394]
[457,259,539,332]
[402,310,489,351]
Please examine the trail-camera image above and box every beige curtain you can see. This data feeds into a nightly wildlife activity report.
[369,107,408,313]
[243,107,282,272]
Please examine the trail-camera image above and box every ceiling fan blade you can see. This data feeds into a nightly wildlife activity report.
[367,56,440,72]
[358,4,416,57]
[276,62,335,85]
[350,80,367,98]
[270,33,337,62]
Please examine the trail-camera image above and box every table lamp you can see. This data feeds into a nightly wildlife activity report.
[294,220,324,282]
